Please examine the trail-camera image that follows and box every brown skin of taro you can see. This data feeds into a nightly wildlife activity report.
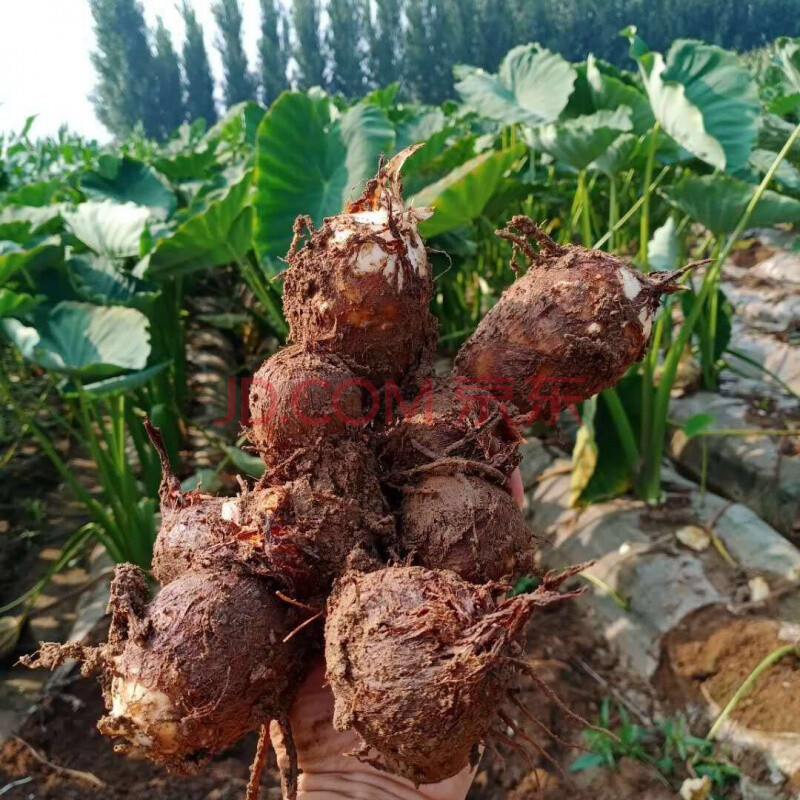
[325,566,547,785]
[24,565,307,773]
[98,568,306,771]
[281,217,438,392]
[453,245,662,415]
[381,378,522,476]
[151,496,236,585]
[236,439,396,599]
[248,344,365,467]
[399,473,537,583]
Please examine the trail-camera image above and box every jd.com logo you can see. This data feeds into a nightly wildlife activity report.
[214,375,584,428]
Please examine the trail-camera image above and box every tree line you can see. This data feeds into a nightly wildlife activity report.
[91,0,800,139]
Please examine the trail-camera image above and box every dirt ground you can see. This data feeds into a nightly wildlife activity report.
[0,597,678,800]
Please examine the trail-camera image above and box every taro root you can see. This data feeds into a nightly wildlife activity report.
[454,216,696,416]
[24,565,307,773]
[399,472,537,582]
[145,420,239,586]
[325,565,582,784]
[234,440,396,598]
[382,378,522,476]
[249,344,365,467]
[282,146,438,390]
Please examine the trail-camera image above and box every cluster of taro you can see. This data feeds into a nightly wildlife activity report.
[26,147,686,798]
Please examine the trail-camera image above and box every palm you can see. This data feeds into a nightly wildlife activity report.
[270,661,478,800]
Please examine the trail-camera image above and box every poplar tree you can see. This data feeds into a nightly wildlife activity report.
[212,0,256,107]
[181,1,218,125]
[152,18,185,138]
[292,0,326,88]
[328,0,365,96]
[89,0,155,137]
[259,0,290,106]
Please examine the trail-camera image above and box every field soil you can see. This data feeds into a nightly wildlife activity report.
[0,599,671,800]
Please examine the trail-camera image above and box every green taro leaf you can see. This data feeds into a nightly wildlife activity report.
[145,170,253,278]
[682,412,715,439]
[750,148,800,192]
[759,114,800,169]
[412,147,523,238]
[455,44,577,126]
[625,30,759,172]
[81,157,176,218]
[68,253,156,306]
[0,205,65,241]
[2,301,150,376]
[254,93,395,263]
[61,361,171,397]
[64,201,150,258]
[585,55,654,134]
[527,108,632,171]
[661,174,800,233]
[0,289,42,318]
[774,37,800,97]
[153,146,218,183]
[225,445,266,478]
[648,216,680,272]
[589,133,640,176]
[0,238,62,288]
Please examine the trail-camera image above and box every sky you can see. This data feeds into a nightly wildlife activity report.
[0,0,268,142]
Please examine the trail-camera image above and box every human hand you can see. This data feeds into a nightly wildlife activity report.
[268,467,526,800]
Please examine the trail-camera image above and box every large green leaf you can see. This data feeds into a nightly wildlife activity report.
[0,205,64,242]
[750,148,800,192]
[2,301,150,375]
[153,146,218,183]
[585,55,655,134]
[0,238,62,288]
[625,30,759,172]
[759,114,800,169]
[64,201,150,258]
[455,44,577,126]
[589,133,641,176]
[412,147,523,238]
[774,37,800,96]
[61,361,170,397]
[145,170,253,278]
[648,216,680,272]
[68,253,157,306]
[661,174,800,233]
[0,289,42,319]
[526,108,632,171]
[205,101,266,153]
[81,157,176,218]
[253,93,395,262]
[576,375,641,505]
